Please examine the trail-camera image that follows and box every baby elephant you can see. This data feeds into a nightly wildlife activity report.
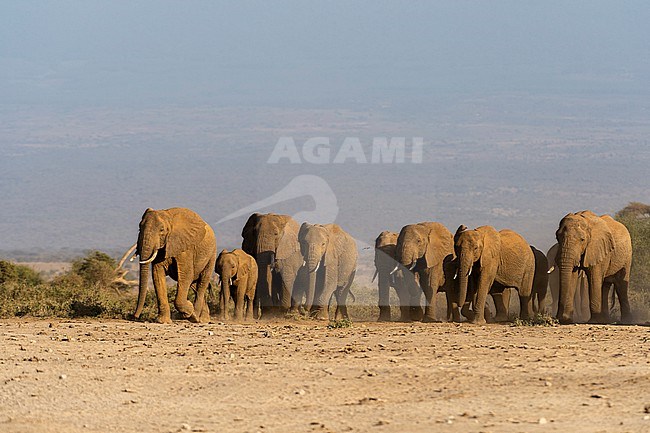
[215,249,258,321]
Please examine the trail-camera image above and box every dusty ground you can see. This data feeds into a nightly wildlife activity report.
[0,319,648,433]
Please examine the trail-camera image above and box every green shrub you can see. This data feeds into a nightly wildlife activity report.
[0,260,43,285]
[616,202,650,321]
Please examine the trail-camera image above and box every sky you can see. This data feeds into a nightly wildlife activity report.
[1,1,650,254]
[2,1,649,107]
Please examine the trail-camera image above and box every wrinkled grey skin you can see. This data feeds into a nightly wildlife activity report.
[547,243,590,322]
[215,249,257,321]
[555,211,632,324]
[374,231,423,322]
[134,207,216,324]
[531,246,550,315]
[241,213,304,319]
[395,222,457,322]
[453,225,535,325]
[298,223,358,320]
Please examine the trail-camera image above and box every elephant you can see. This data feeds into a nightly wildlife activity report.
[374,231,423,322]
[133,207,216,324]
[215,249,257,321]
[530,246,550,315]
[555,210,632,324]
[395,222,457,322]
[241,213,304,318]
[453,225,535,325]
[547,243,590,322]
[298,223,357,320]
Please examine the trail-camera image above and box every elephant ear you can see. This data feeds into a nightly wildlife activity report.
[479,227,501,270]
[241,213,260,254]
[166,210,207,258]
[583,216,615,267]
[277,217,300,260]
[298,222,311,242]
[454,225,468,243]
[324,225,344,269]
[424,224,454,269]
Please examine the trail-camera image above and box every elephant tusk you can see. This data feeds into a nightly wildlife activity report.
[409,262,417,271]
[371,269,378,283]
[303,260,306,267]
[139,250,158,265]
[389,264,399,275]
[547,265,555,274]
[453,271,458,280]
[129,254,138,262]
[310,261,321,273]
[467,267,472,277]
[229,278,233,286]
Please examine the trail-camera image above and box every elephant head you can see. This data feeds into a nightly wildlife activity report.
[215,250,238,288]
[241,213,300,315]
[374,231,398,280]
[555,210,614,323]
[396,223,440,271]
[134,208,207,319]
[298,223,333,311]
[453,225,500,309]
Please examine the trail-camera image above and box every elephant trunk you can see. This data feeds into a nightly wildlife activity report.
[134,262,149,319]
[557,245,579,324]
[457,254,473,310]
[305,264,317,314]
[134,238,156,319]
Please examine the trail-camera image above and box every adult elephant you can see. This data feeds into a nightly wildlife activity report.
[298,223,357,320]
[241,213,304,318]
[531,246,550,315]
[555,211,632,324]
[547,243,589,322]
[454,225,534,325]
[133,208,216,324]
[374,231,423,322]
[395,222,457,322]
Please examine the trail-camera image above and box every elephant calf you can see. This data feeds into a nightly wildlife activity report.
[216,249,258,321]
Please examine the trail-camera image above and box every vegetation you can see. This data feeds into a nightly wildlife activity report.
[512,314,559,327]
[1,202,649,323]
[615,202,650,321]
[0,252,156,320]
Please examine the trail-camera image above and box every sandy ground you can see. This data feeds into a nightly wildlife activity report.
[0,319,649,433]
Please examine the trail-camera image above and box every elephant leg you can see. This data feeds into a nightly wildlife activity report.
[443,289,455,322]
[193,268,212,323]
[587,269,608,324]
[310,270,337,320]
[472,275,493,325]
[174,263,198,322]
[407,278,424,321]
[152,264,172,324]
[377,273,392,322]
[421,283,438,323]
[461,302,475,321]
[576,273,590,323]
[234,277,247,321]
[614,276,632,324]
[492,290,509,322]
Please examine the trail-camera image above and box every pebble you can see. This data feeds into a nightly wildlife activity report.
[539,417,548,425]
[59,374,67,380]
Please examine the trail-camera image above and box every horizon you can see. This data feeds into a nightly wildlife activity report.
[2,1,649,257]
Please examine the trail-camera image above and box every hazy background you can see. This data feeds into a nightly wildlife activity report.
[1,1,649,258]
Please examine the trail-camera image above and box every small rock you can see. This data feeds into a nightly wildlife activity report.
[59,374,67,380]
[644,415,650,421]
[295,389,306,395]
[539,417,548,425]
[544,381,552,387]
[207,331,214,336]
[181,423,191,430]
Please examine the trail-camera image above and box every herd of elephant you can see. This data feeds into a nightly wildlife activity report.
[133,207,633,326]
